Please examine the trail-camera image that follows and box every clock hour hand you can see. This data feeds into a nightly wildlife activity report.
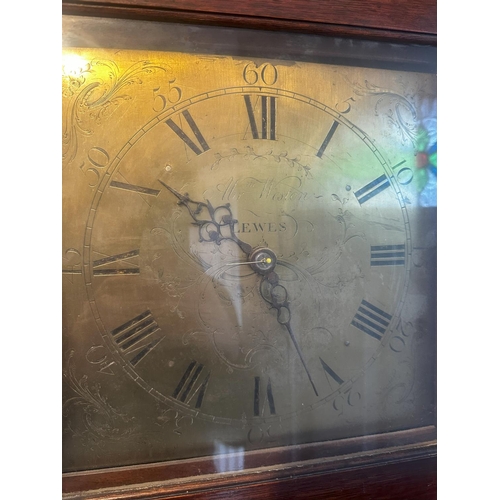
[259,270,319,397]
[160,181,316,392]
[159,180,253,257]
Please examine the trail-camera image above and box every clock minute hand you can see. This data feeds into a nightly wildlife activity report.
[161,181,317,393]
[260,270,319,397]
[159,180,253,257]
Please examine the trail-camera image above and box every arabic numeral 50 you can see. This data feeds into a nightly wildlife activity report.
[80,147,110,187]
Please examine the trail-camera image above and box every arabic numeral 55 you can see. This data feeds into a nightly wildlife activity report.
[153,79,183,112]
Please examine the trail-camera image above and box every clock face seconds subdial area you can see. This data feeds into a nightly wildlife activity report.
[85,88,410,426]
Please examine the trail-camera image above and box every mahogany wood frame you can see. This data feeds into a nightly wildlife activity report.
[62,1,437,498]
[63,427,436,499]
[62,0,436,44]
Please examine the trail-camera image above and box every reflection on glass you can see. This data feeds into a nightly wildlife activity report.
[416,98,437,207]
[213,440,245,472]
[62,30,436,473]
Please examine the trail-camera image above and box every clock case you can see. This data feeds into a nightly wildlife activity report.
[62,2,437,499]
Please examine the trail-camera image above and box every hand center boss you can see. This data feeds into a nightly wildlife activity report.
[159,181,319,396]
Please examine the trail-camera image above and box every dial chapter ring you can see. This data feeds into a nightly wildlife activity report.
[82,87,411,423]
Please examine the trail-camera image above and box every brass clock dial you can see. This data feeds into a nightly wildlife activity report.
[63,44,436,471]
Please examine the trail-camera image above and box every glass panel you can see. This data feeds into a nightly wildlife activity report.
[62,15,436,473]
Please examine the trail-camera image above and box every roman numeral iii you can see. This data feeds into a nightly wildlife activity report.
[370,244,405,266]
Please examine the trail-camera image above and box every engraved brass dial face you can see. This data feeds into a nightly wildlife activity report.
[62,45,436,471]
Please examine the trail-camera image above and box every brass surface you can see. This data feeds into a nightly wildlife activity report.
[62,39,436,472]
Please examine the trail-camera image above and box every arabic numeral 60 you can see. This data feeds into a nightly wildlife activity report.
[243,63,278,85]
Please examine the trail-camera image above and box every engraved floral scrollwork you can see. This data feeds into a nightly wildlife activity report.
[155,405,194,436]
[337,74,425,147]
[179,262,284,372]
[62,58,167,165]
[63,350,137,443]
[211,146,313,178]
[302,193,365,291]
[380,320,417,405]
